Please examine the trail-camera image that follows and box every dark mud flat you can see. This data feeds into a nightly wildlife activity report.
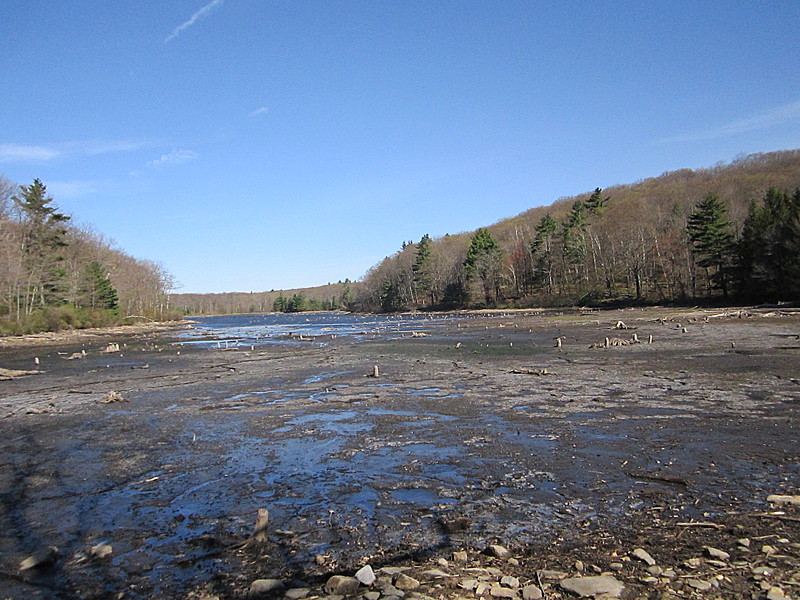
[0,308,799,599]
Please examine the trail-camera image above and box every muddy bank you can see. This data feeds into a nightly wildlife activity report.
[0,307,798,599]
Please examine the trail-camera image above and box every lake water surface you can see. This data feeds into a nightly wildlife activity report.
[179,311,463,347]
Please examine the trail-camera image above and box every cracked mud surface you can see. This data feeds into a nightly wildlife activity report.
[0,307,798,598]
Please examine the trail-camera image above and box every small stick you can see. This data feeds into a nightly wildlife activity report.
[675,521,725,530]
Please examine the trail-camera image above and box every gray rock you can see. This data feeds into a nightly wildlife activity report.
[285,589,310,599]
[521,585,543,600]
[380,567,410,576]
[363,593,381,600]
[631,548,656,566]
[356,565,376,585]
[488,544,511,558]
[90,543,113,559]
[421,568,451,578]
[704,546,730,561]
[766,494,800,506]
[19,546,59,571]
[489,587,518,598]
[539,570,568,580]
[393,573,420,591]
[249,579,284,595]
[500,575,520,588]
[559,575,624,598]
[324,575,361,596]
[453,550,469,563]
[686,579,712,592]
[766,586,789,600]
[459,579,479,590]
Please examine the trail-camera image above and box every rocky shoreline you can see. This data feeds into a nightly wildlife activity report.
[0,307,798,599]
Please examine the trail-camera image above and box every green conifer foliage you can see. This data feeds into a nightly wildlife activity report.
[464,228,503,305]
[686,194,736,296]
[739,188,800,300]
[82,261,119,312]
[412,233,435,306]
[12,179,71,309]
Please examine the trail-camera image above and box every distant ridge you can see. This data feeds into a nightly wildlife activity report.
[172,150,800,314]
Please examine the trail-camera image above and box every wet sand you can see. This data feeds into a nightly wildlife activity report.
[0,307,798,599]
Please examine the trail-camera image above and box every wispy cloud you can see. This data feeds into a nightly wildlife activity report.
[0,139,153,163]
[662,100,800,143]
[66,139,153,156]
[146,149,200,168]
[0,144,62,162]
[249,106,269,117]
[165,0,225,44]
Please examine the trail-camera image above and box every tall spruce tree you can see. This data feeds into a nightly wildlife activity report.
[464,228,503,305]
[739,188,800,301]
[81,261,119,312]
[686,194,736,297]
[412,233,435,306]
[12,179,71,310]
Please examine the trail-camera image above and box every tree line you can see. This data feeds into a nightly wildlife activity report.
[0,177,178,334]
[170,281,357,316]
[357,150,800,311]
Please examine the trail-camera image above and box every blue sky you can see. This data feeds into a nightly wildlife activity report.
[2,1,799,293]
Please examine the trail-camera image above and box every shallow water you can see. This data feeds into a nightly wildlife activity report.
[179,312,464,347]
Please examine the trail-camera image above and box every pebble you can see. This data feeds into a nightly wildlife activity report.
[324,576,360,596]
[490,587,518,598]
[356,565,376,586]
[19,546,59,571]
[766,494,800,506]
[766,586,789,600]
[393,573,420,591]
[459,579,479,590]
[285,588,310,599]
[704,546,730,561]
[250,579,284,595]
[686,579,712,591]
[521,585,543,600]
[500,575,520,588]
[363,593,381,600]
[420,569,451,578]
[488,544,511,559]
[539,570,568,580]
[560,575,625,598]
[90,543,113,559]
[632,548,656,566]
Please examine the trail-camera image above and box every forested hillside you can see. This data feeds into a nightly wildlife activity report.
[171,281,359,316]
[0,177,177,334]
[358,150,800,311]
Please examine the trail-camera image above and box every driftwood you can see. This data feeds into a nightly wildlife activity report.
[675,521,725,530]
[509,368,551,376]
[0,368,40,380]
[252,508,270,542]
[626,471,689,487]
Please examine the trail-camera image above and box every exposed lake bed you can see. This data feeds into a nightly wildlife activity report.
[1,308,798,599]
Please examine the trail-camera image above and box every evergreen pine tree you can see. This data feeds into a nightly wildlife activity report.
[464,228,503,305]
[739,188,800,300]
[82,261,119,312]
[686,194,736,297]
[412,233,435,306]
[12,179,71,309]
